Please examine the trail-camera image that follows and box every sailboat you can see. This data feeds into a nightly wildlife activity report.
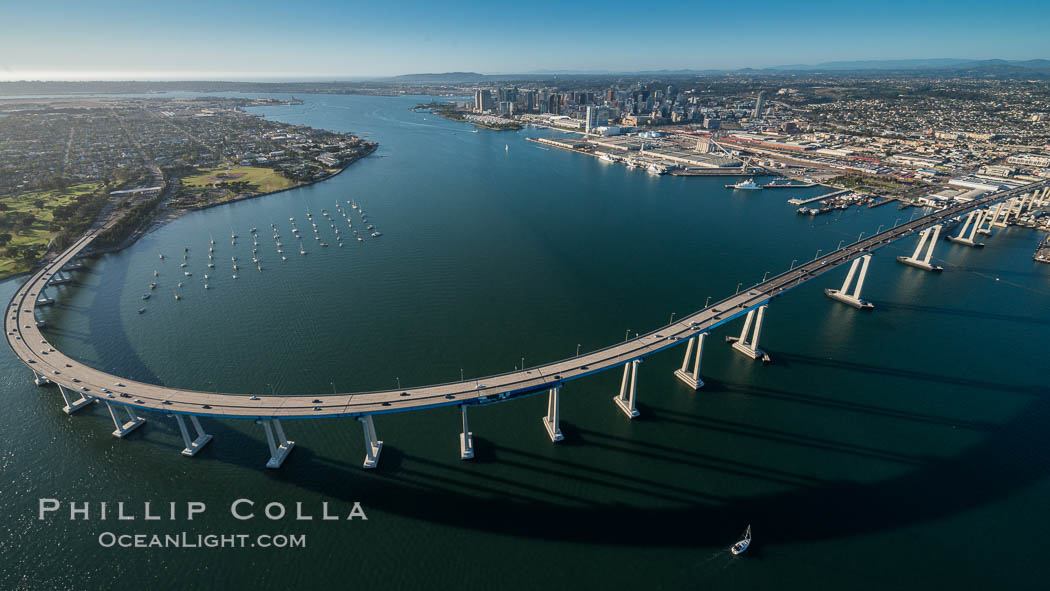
[505,144,509,151]
[731,525,751,555]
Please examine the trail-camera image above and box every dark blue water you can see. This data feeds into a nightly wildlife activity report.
[2,94,1048,589]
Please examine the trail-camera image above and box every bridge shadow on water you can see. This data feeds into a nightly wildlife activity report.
[196,377,1050,549]
[772,351,1046,398]
[870,299,1050,326]
[41,260,1050,548]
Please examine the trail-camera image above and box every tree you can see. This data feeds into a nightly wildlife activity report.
[0,233,11,246]
[21,214,35,228]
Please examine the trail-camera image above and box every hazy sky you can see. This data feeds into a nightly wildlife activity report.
[2,0,1048,80]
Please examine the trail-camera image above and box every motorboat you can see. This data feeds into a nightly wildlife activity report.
[727,178,762,191]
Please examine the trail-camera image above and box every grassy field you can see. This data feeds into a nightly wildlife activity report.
[0,183,103,278]
[182,166,294,196]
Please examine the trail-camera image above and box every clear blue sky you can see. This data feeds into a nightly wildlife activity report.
[2,0,1047,79]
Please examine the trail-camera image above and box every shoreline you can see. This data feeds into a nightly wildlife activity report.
[92,144,377,254]
[1,144,378,281]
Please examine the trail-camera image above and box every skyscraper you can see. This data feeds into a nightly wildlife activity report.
[474,89,493,113]
[752,91,765,119]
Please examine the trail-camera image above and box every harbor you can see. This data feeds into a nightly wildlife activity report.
[527,136,769,177]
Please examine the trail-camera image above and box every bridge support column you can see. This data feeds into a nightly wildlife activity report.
[36,287,54,307]
[674,333,706,389]
[105,402,145,438]
[730,305,769,361]
[991,200,1012,228]
[825,255,874,309]
[896,225,944,271]
[613,360,641,419]
[976,208,994,235]
[174,414,213,457]
[1016,193,1032,217]
[542,386,564,441]
[360,415,383,469]
[32,370,50,386]
[259,419,294,469]
[947,210,986,247]
[460,405,474,459]
[49,270,72,285]
[58,385,94,414]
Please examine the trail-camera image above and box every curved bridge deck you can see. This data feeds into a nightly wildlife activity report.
[6,181,1047,421]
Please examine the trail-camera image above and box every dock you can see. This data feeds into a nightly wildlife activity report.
[788,189,850,206]
[868,197,898,208]
[762,181,816,188]
[670,168,764,177]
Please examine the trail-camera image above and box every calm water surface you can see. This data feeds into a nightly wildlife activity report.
[2,94,1049,589]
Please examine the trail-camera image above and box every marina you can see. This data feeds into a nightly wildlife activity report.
[133,202,382,312]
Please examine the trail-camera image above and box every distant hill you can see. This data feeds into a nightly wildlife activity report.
[390,72,490,83]
[771,58,975,71]
[768,58,1050,75]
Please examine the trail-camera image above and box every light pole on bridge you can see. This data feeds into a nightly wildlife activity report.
[893,217,901,228]
[705,296,712,307]
[576,343,581,357]
[790,259,797,270]
[837,240,844,250]
[876,224,884,234]
[396,376,401,390]
[858,231,865,241]
[735,282,742,294]
[625,329,630,342]
[669,312,675,325]
[762,271,770,282]
[815,249,822,259]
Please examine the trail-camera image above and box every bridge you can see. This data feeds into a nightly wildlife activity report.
[7,181,1049,469]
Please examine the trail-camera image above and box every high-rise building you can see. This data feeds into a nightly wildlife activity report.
[522,90,537,113]
[474,89,493,113]
[585,106,598,134]
[752,91,765,119]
